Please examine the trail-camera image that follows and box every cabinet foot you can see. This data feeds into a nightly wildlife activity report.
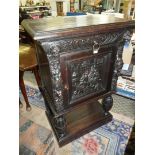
[102,95,113,114]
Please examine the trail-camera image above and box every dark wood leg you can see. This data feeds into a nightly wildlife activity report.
[102,95,113,115]
[19,70,31,111]
[19,98,23,108]
[33,67,41,87]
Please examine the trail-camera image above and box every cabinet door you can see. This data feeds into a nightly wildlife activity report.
[60,47,115,106]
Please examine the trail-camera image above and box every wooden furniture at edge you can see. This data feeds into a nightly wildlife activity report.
[19,44,41,111]
[21,15,134,146]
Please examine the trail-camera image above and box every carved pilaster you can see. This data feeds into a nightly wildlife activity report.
[111,30,133,91]
[111,41,124,91]
[42,43,64,112]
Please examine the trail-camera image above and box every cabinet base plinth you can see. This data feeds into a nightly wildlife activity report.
[46,101,112,147]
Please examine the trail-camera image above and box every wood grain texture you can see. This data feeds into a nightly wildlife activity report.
[21,15,134,40]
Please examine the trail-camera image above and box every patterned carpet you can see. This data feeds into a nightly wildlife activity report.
[19,83,135,155]
[19,116,55,155]
[20,114,134,155]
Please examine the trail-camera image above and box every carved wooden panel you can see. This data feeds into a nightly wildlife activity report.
[70,55,107,100]
[60,50,113,105]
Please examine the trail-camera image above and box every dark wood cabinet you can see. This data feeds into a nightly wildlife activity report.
[22,15,134,147]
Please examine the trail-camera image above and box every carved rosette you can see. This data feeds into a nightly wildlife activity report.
[42,43,64,112]
[111,30,133,91]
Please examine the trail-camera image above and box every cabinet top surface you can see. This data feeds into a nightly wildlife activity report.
[21,15,134,40]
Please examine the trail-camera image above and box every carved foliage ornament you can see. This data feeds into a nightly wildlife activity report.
[43,31,124,53]
[41,43,64,112]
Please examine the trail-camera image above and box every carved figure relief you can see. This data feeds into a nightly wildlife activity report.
[70,57,105,100]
